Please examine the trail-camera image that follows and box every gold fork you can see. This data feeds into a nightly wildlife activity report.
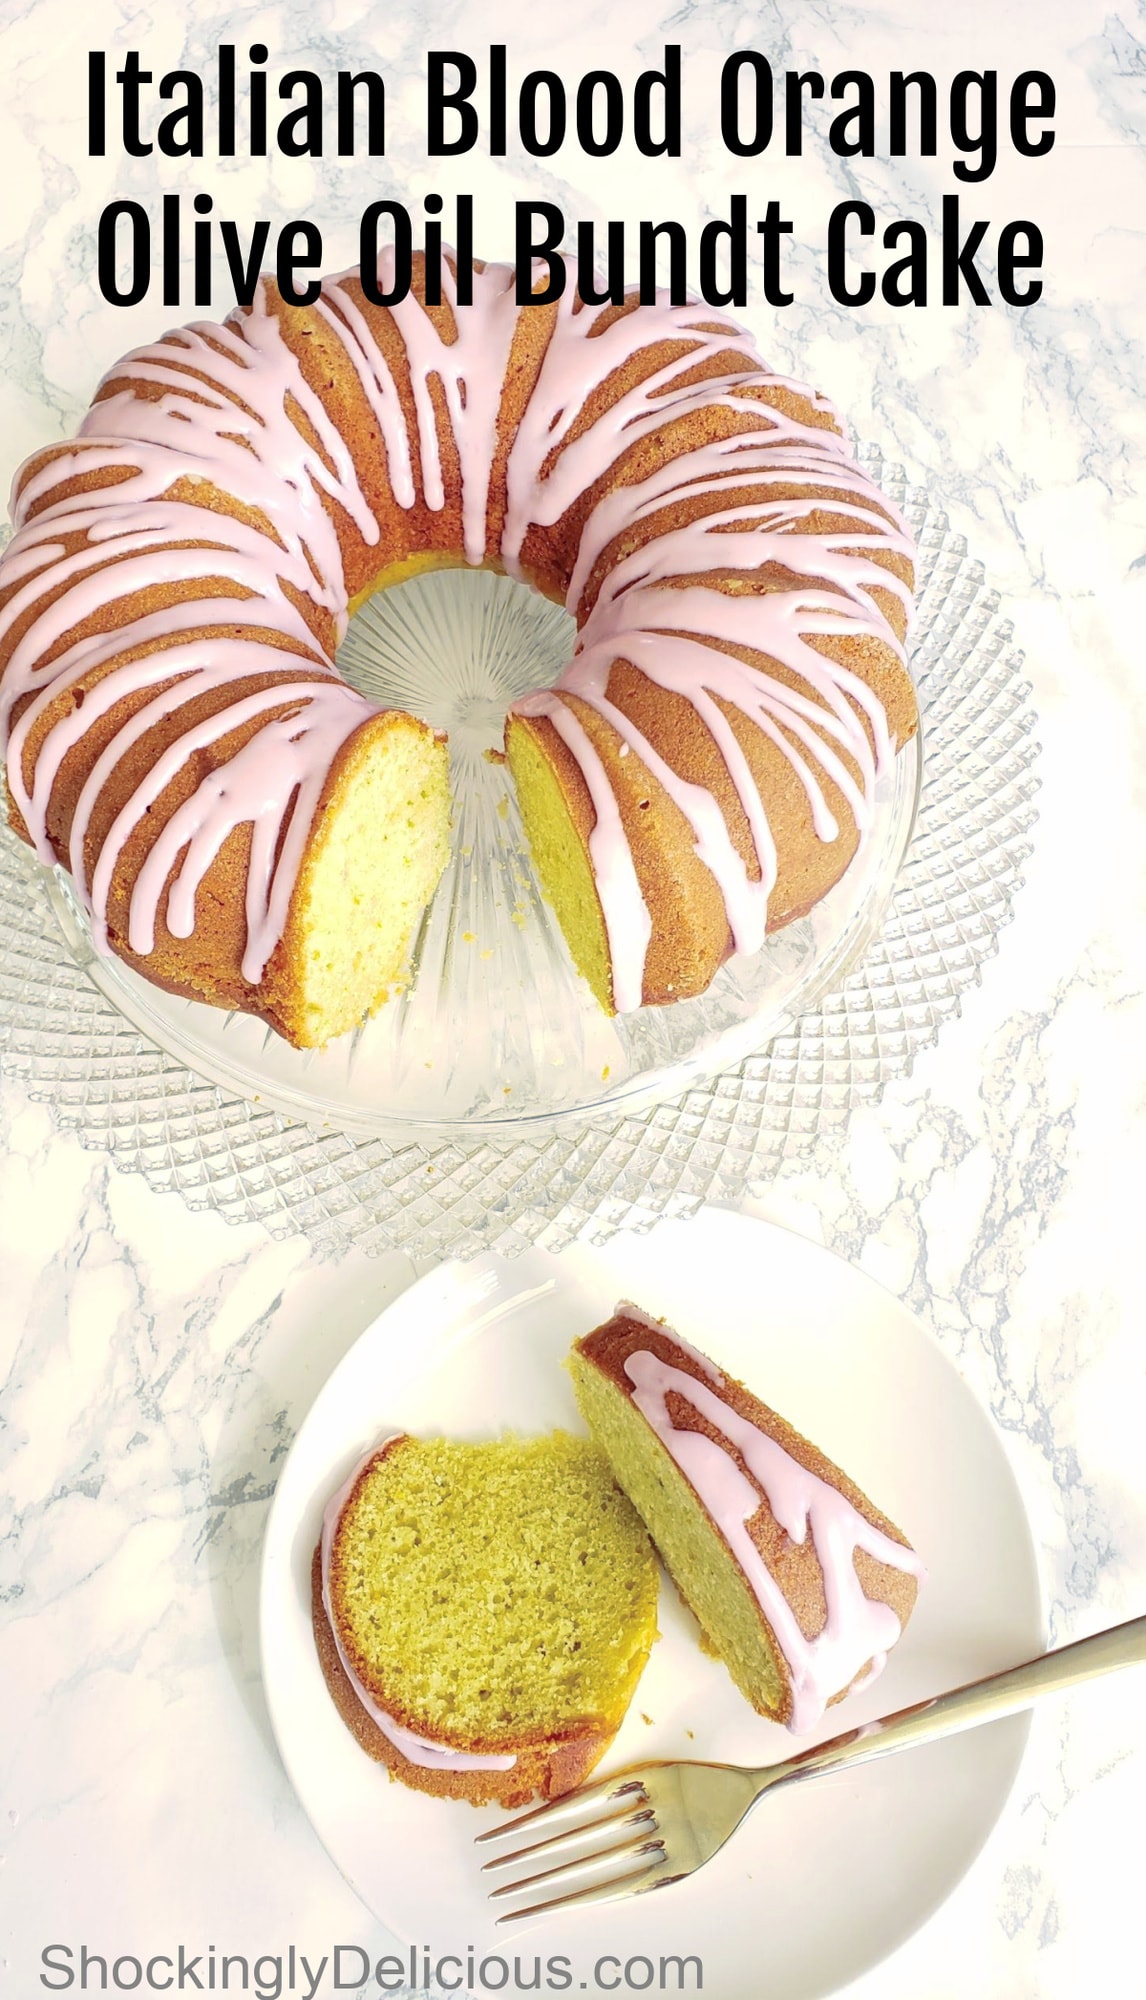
[476,1614,1146,1924]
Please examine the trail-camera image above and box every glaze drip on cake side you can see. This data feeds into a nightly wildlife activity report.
[0,247,915,1028]
[0,302,380,982]
[623,1348,927,1731]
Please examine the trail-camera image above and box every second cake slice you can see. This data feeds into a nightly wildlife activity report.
[569,1306,924,1733]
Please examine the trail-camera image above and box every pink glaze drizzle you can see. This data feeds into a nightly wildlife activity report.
[0,250,912,999]
[320,1446,516,1774]
[509,307,915,1009]
[0,293,377,983]
[622,1348,926,1733]
[614,1301,726,1384]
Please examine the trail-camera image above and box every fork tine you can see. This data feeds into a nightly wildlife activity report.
[481,1802,656,1875]
[493,1855,684,1926]
[486,1822,662,1898]
[474,1773,648,1845]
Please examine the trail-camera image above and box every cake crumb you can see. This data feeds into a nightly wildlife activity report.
[462,930,476,944]
[601,1064,611,1080]
[641,1712,653,1726]
[496,794,509,818]
[480,948,494,960]
[686,1728,695,1740]
[484,746,507,765]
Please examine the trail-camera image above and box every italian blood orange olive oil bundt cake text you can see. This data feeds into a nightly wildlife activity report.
[312,1431,660,1807]
[570,1306,925,1732]
[0,247,917,1045]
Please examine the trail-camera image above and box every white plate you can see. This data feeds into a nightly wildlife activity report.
[259,1210,1042,2000]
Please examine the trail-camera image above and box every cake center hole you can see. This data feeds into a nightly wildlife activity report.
[336,565,575,749]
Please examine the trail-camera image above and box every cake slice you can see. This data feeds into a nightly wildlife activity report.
[312,1430,659,1807]
[260,708,450,1047]
[569,1307,925,1733]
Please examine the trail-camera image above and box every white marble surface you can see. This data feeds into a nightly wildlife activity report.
[1,0,1145,1994]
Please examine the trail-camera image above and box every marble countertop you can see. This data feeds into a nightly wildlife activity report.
[2,0,1144,1993]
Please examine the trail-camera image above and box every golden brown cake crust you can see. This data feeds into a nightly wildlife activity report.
[503,367,917,1012]
[574,1312,920,1721]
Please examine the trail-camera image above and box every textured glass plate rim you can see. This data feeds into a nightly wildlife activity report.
[0,438,1041,1260]
[41,733,920,1147]
[42,708,920,1144]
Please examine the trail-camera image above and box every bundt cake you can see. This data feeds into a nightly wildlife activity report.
[0,247,917,1044]
[569,1306,925,1733]
[312,1431,660,1807]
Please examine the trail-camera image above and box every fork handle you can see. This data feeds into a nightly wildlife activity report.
[762,1614,1146,1793]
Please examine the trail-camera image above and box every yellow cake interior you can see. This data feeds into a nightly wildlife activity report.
[504,715,614,1012]
[274,711,450,1048]
[568,1348,786,1715]
[331,1431,659,1746]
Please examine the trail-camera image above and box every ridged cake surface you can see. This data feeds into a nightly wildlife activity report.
[0,249,917,1042]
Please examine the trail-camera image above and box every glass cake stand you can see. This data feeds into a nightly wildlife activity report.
[0,448,1041,1256]
[43,576,920,1145]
